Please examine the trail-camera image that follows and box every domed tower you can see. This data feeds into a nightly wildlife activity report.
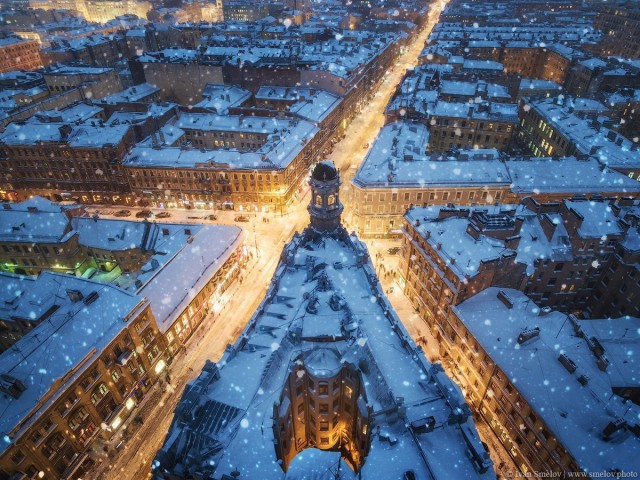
[308,161,343,232]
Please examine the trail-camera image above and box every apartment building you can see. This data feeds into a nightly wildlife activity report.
[0,36,42,74]
[399,198,640,331]
[517,96,640,179]
[427,101,517,152]
[0,116,136,204]
[589,198,640,318]
[0,197,248,355]
[594,4,640,59]
[350,120,640,237]
[0,273,166,480]
[442,287,640,476]
[350,122,511,237]
[42,66,123,100]
[124,114,320,213]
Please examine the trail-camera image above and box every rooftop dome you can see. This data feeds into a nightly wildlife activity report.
[311,161,338,181]
[304,348,342,378]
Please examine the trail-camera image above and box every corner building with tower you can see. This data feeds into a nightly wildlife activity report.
[152,162,495,479]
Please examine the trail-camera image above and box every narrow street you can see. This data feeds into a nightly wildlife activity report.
[88,2,451,477]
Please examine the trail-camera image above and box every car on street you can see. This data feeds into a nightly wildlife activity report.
[363,143,370,150]
[234,215,250,222]
[156,211,171,218]
[114,209,131,217]
[387,246,401,255]
[136,210,153,218]
[205,214,218,220]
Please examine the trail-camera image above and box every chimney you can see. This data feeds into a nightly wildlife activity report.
[558,353,577,373]
[514,216,524,234]
[497,290,514,309]
[466,223,481,240]
[0,374,26,399]
[505,235,520,249]
[66,289,84,302]
[517,327,540,344]
[539,213,557,241]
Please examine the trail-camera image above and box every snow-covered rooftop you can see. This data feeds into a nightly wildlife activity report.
[405,203,574,280]
[0,197,72,244]
[255,86,343,124]
[354,121,510,188]
[154,226,493,479]
[454,288,640,474]
[125,114,318,170]
[526,98,640,170]
[100,83,160,104]
[506,157,640,196]
[194,84,252,113]
[135,224,244,332]
[0,272,145,454]
[0,121,131,148]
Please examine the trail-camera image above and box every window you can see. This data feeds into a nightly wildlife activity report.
[69,407,89,431]
[345,385,353,399]
[315,195,322,206]
[327,195,335,206]
[91,383,109,405]
[318,382,328,396]
[319,403,329,414]
[10,450,25,465]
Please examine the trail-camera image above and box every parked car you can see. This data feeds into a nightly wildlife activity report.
[387,246,401,255]
[205,214,218,220]
[363,143,370,150]
[156,211,171,218]
[114,209,131,217]
[234,215,250,222]
[136,210,153,218]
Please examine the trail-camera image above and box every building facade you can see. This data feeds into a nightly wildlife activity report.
[0,274,167,480]
[0,36,42,74]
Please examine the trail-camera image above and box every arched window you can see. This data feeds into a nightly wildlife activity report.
[315,195,323,206]
[327,195,335,206]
